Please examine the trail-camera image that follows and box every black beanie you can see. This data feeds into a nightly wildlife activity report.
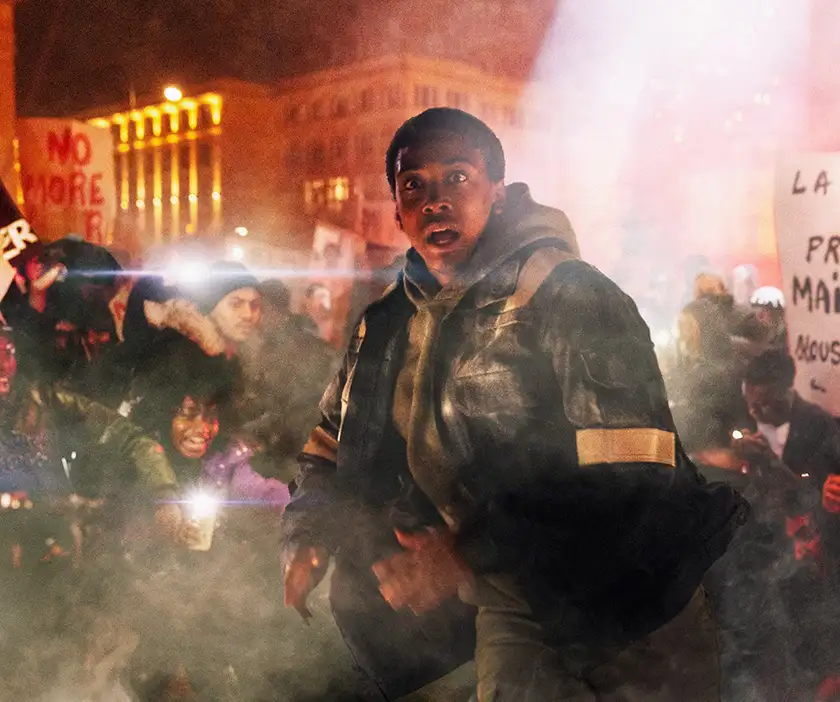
[189,261,261,314]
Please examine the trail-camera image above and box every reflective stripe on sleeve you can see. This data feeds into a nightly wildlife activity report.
[576,428,676,467]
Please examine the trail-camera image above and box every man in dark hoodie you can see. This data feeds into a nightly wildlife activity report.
[283,108,747,701]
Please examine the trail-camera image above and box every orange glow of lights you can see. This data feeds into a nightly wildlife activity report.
[164,85,183,102]
[188,194,198,203]
[211,192,221,201]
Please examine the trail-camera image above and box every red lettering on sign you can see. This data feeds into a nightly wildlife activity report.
[48,176,66,205]
[46,129,92,166]
[89,173,104,206]
[69,172,86,207]
[85,210,103,244]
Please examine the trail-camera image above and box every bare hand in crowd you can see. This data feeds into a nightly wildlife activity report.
[733,431,774,462]
[822,474,840,514]
[144,298,226,356]
[693,447,744,473]
[154,503,203,548]
[373,529,474,616]
[284,545,329,622]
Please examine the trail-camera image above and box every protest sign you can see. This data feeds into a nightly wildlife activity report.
[17,119,115,245]
[776,153,840,415]
[0,178,41,301]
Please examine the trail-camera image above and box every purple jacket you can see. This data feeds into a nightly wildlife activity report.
[200,442,290,511]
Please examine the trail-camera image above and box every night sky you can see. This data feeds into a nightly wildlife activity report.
[15,0,556,117]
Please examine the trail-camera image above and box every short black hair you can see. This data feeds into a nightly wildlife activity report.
[744,348,796,388]
[385,108,505,196]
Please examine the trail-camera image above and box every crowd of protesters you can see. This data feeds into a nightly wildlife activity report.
[650,269,840,702]
[1,106,839,702]
[0,233,352,699]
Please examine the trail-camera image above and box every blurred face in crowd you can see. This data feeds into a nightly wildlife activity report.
[171,396,219,460]
[394,131,505,285]
[0,333,17,397]
[304,286,332,323]
[694,274,727,300]
[210,287,262,344]
[743,381,795,427]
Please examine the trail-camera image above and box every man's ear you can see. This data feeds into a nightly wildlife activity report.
[491,181,507,215]
[394,208,403,230]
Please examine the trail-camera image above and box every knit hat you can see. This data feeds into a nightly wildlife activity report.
[188,261,261,314]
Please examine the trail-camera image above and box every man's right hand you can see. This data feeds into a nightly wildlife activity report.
[283,545,329,622]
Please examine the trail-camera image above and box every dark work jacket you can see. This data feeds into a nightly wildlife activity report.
[284,191,748,664]
[781,395,840,572]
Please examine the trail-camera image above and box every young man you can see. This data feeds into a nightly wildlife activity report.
[738,349,840,567]
[284,108,747,701]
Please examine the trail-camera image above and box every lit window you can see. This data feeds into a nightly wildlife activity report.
[327,177,350,211]
[304,179,327,213]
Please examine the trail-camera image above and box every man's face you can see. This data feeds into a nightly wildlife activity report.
[394,131,504,284]
[0,334,17,397]
[171,396,219,460]
[210,287,261,344]
[743,382,794,426]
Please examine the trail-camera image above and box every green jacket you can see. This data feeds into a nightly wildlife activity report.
[13,383,177,496]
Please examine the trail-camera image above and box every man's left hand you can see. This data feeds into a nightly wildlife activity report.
[372,528,474,616]
[734,431,775,462]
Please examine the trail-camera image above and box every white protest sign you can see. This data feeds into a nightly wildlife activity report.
[776,153,840,415]
[17,119,116,245]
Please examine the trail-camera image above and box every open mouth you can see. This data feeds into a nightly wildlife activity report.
[425,225,460,248]
[182,436,208,454]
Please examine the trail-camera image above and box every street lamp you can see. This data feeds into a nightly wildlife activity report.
[164,85,183,102]
[234,226,248,237]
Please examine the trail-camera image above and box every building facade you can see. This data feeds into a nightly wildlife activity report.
[78,79,281,252]
[273,55,542,257]
[81,55,538,257]
[0,0,17,195]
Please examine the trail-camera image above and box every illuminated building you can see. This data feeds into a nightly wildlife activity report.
[79,57,538,254]
[78,79,278,250]
[0,0,18,195]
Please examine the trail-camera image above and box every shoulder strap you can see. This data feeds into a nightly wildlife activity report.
[502,247,578,314]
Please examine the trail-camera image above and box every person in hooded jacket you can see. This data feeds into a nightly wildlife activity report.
[282,108,748,701]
